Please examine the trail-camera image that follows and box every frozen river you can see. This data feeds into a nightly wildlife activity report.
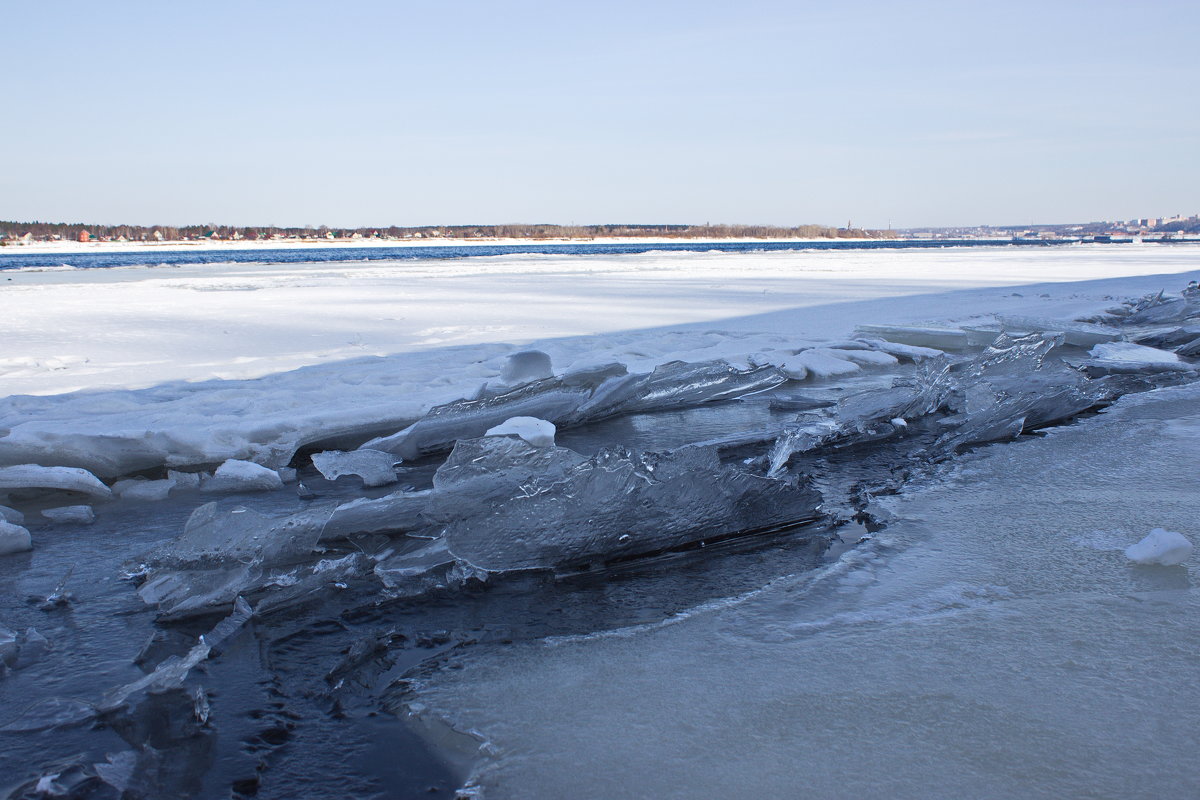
[1,245,1198,798]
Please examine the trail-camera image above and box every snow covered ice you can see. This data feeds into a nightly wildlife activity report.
[0,520,32,555]
[201,459,285,493]
[1125,528,1193,566]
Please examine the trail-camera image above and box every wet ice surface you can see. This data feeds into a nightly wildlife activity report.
[408,382,1200,800]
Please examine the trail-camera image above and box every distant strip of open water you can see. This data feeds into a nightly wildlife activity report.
[0,238,1079,271]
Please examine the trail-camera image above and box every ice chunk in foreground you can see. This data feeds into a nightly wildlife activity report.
[366,359,784,461]
[201,459,284,493]
[1090,342,1188,365]
[0,504,24,524]
[41,505,96,524]
[0,520,32,555]
[429,437,822,573]
[499,350,554,384]
[137,502,335,618]
[1124,529,1193,566]
[1077,342,1195,377]
[311,448,398,487]
[0,464,112,501]
[791,349,861,378]
[485,416,556,448]
[112,478,176,502]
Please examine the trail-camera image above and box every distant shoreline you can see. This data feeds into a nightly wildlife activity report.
[1,235,919,257]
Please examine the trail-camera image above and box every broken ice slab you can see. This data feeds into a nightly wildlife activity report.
[137,503,335,618]
[166,470,205,490]
[823,348,899,367]
[994,315,1122,347]
[1176,337,1200,358]
[0,464,112,501]
[41,505,96,524]
[1129,325,1200,350]
[112,478,177,502]
[201,459,285,493]
[853,337,945,362]
[428,437,822,573]
[321,489,432,539]
[1125,296,1200,326]
[0,504,25,524]
[311,448,398,487]
[364,368,616,461]
[787,349,861,378]
[98,597,253,713]
[364,359,786,461]
[375,538,488,599]
[1072,342,1197,377]
[0,520,32,555]
[853,324,971,351]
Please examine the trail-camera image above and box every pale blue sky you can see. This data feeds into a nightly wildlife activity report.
[2,0,1196,228]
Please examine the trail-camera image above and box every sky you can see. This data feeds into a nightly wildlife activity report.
[2,0,1197,229]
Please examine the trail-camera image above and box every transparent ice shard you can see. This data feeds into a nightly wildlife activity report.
[97,597,252,714]
[322,489,432,539]
[430,438,821,573]
[311,448,398,487]
[136,503,334,618]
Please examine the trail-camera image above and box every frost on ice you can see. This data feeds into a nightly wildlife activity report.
[1124,528,1193,566]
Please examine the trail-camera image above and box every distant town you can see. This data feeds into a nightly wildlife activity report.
[0,222,891,246]
[1,215,1198,247]
[901,213,1200,242]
